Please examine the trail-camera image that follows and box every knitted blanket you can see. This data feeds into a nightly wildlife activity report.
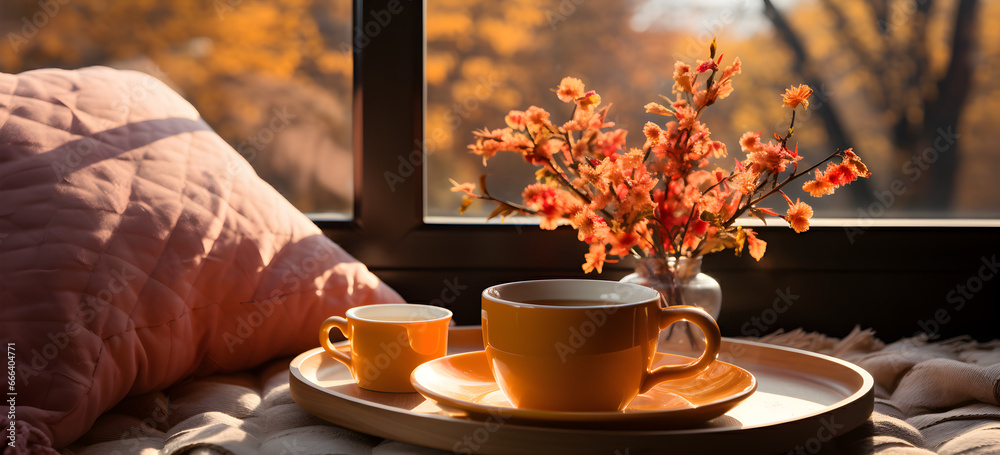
[55,327,1000,454]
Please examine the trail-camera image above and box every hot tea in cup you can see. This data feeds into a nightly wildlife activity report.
[319,304,452,393]
[481,279,720,411]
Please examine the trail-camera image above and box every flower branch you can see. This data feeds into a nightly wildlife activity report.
[451,41,870,273]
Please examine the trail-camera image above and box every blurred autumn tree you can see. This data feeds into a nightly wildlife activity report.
[4,0,995,218]
[761,0,991,213]
[429,0,999,219]
[0,0,354,213]
[426,0,689,216]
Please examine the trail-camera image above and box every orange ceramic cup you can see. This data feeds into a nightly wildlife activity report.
[320,304,452,393]
[481,279,721,412]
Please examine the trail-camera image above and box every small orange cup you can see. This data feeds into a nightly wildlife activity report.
[481,279,721,412]
[320,304,452,393]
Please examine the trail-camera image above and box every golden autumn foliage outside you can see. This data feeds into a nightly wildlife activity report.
[2,0,998,219]
[0,0,354,213]
[426,0,1000,220]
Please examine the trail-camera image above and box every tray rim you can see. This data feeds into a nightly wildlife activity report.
[289,326,875,454]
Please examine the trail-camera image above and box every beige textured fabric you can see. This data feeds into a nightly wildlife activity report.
[758,328,1000,454]
[57,328,1000,454]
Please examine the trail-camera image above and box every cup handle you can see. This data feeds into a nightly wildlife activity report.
[639,305,721,394]
[319,316,352,369]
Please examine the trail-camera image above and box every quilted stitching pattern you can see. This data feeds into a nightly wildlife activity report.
[0,67,402,451]
[61,356,385,455]
[62,356,385,455]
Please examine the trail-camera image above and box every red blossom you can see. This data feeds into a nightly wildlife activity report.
[696,55,723,73]
[608,229,640,256]
[595,129,628,158]
[824,163,858,186]
[613,183,627,202]
[505,110,527,130]
[696,60,718,73]
[690,219,709,236]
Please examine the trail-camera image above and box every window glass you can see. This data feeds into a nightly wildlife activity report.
[426,0,1000,221]
[1,0,354,216]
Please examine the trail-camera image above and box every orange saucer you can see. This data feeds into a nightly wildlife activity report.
[410,350,756,430]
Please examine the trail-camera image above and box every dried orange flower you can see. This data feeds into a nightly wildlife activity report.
[555,77,585,103]
[782,84,813,110]
[745,228,767,261]
[644,102,672,116]
[802,174,836,197]
[785,200,814,233]
[452,41,869,273]
[672,61,696,94]
[505,110,527,130]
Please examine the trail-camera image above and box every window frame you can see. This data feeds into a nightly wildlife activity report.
[313,0,1000,342]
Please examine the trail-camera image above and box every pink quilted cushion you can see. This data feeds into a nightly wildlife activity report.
[0,67,403,452]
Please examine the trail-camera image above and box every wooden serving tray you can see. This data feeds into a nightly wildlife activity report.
[289,327,874,454]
